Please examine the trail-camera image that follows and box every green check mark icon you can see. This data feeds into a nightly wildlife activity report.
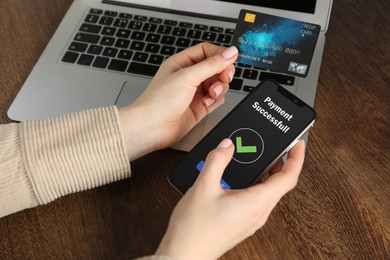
[235,136,257,153]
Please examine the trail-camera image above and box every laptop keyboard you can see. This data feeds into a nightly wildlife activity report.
[62,8,295,92]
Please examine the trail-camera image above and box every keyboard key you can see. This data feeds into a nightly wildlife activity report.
[164,20,178,26]
[114,18,129,28]
[176,38,191,48]
[225,28,235,34]
[62,51,79,63]
[172,27,187,37]
[100,36,115,46]
[217,34,232,44]
[77,54,94,66]
[237,63,251,68]
[229,78,243,90]
[179,22,192,28]
[90,8,103,15]
[146,33,161,43]
[99,16,114,26]
[92,56,109,68]
[143,23,157,32]
[119,13,132,19]
[131,31,146,40]
[130,41,145,51]
[253,66,266,71]
[202,32,216,42]
[128,62,159,76]
[118,50,133,60]
[157,25,172,35]
[102,47,118,57]
[145,43,160,53]
[234,67,242,78]
[194,24,208,30]
[210,26,223,33]
[85,14,99,24]
[108,59,129,72]
[161,36,175,45]
[79,23,101,34]
[69,42,88,52]
[187,29,201,39]
[74,33,100,44]
[115,39,130,49]
[243,69,259,80]
[149,54,164,65]
[116,28,130,38]
[102,27,116,36]
[160,46,175,55]
[87,45,103,55]
[191,40,202,46]
[259,72,295,85]
[133,52,148,62]
[134,15,147,21]
[104,11,118,17]
[149,17,162,24]
[129,21,143,30]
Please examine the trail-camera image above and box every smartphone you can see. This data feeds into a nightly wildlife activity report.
[168,80,317,194]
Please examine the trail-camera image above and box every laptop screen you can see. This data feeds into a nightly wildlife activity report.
[215,0,317,14]
[109,0,330,32]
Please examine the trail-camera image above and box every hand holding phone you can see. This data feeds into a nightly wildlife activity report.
[157,138,306,259]
[169,80,316,193]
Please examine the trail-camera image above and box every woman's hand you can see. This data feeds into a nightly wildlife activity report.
[156,139,305,260]
[118,43,238,160]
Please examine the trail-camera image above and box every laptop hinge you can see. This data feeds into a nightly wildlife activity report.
[102,0,237,23]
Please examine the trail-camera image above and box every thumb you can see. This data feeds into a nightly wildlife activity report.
[195,139,235,192]
[182,46,238,85]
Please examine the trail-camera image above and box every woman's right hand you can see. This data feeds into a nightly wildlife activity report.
[156,139,305,260]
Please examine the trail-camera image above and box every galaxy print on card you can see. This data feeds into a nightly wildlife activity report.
[231,10,321,77]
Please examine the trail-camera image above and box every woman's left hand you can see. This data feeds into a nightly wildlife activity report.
[119,43,238,160]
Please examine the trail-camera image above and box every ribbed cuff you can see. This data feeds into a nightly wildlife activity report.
[20,106,131,205]
[0,123,38,218]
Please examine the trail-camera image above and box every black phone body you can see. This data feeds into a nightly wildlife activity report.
[168,80,317,194]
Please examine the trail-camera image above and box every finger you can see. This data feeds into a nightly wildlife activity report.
[268,158,284,175]
[194,139,234,193]
[218,64,235,84]
[176,44,238,86]
[169,42,231,69]
[202,95,225,115]
[262,140,305,196]
[189,80,228,121]
[249,140,305,199]
[207,81,229,99]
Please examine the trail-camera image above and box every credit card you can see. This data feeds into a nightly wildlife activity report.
[231,9,321,77]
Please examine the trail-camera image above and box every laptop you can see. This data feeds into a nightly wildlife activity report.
[8,0,332,151]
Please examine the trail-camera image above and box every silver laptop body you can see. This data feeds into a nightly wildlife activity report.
[8,0,332,151]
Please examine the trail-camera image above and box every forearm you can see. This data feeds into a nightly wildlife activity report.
[0,106,131,218]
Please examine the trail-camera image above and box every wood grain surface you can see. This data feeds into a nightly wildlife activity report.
[0,0,389,259]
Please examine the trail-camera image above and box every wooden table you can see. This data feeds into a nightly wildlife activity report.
[0,0,389,259]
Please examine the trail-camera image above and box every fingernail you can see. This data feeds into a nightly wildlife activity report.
[218,138,232,148]
[221,46,238,60]
[213,85,224,97]
[228,70,234,83]
[203,96,216,107]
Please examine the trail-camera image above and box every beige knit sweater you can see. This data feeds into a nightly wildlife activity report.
[0,106,131,218]
[0,106,178,259]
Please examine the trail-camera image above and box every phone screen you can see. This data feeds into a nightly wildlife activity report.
[169,80,316,193]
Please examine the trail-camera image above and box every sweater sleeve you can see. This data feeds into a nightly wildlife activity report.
[0,106,131,218]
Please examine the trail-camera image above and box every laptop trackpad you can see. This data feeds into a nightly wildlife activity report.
[115,80,148,108]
